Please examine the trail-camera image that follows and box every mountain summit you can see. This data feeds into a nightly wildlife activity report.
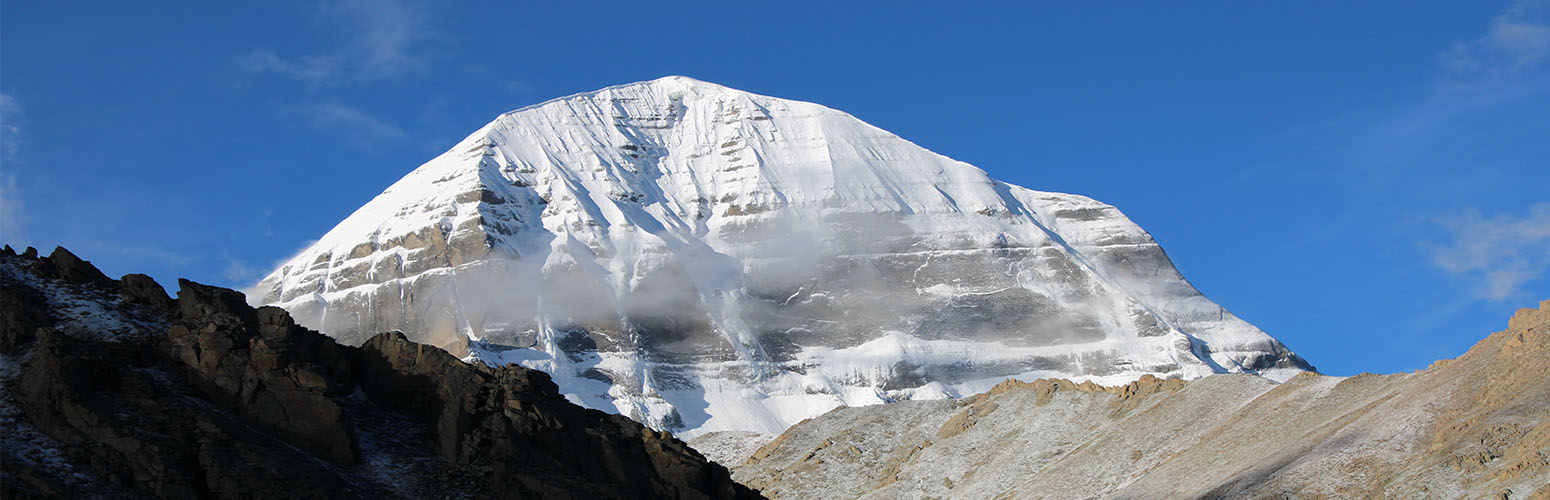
[252,76,1311,436]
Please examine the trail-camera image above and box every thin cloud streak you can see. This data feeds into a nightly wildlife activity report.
[0,93,20,161]
[1,93,25,246]
[242,0,431,85]
[0,175,25,247]
[306,102,408,148]
[1365,0,1550,148]
[222,255,258,284]
[242,51,344,85]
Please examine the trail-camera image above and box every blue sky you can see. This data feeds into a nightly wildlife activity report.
[2,1,1546,376]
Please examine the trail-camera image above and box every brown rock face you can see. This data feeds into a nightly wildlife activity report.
[16,329,351,499]
[357,331,756,499]
[166,281,361,465]
[0,246,762,499]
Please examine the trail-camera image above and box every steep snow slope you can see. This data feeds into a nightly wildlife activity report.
[252,76,1310,436]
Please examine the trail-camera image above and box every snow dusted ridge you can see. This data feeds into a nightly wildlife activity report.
[252,76,1312,437]
[1,257,168,344]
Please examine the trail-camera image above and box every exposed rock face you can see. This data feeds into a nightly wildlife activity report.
[709,300,1550,499]
[165,282,361,465]
[252,76,1311,437]
[0,246,760,499]
[357,331,755,497]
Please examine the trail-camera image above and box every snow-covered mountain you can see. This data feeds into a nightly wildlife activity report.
[251,76,1311,437]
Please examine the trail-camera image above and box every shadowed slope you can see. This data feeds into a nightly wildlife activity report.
[0,245,760,499]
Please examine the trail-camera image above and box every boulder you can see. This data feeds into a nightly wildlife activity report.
[119,273,175,314]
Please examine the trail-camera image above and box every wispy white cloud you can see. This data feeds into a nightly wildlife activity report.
[0,175,25,247]
[1,94,26,246]
[1415,2,1550,303]
[78,241,201,271]
[1438,0,1550,88]
[243,51,345,85]
[222,255,258,283]
[1430,203,1550,301]
[0,93,20,161]
[1372,0,1550,141]
[305,102,408,148]
[243,0,431,85]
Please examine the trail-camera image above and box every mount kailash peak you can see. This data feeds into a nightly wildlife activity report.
[251,76,1312,437]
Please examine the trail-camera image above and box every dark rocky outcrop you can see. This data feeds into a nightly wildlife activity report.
[119,273,176,314]
[40,246,118,289]
[357,331,755,499]
[16,328,351,499]
[165,282,360,465]
[0,272,49,351]
[0,246,761,499]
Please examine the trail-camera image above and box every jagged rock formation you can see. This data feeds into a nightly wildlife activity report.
[0,246,760,499]
[252,76,1311,437]
[703,300,1550,499]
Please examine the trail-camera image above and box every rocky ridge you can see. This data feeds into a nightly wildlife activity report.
[701,300,1550,499]
[0,246,760,499]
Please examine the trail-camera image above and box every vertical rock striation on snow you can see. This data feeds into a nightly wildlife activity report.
[252,76,1311,436]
